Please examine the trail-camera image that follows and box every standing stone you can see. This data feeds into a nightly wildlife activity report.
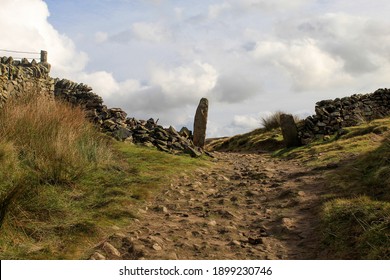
[280,114,300,148]
[193,98,209,148]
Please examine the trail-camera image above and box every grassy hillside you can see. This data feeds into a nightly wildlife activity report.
[208,118,390,259]
[0,94,209,259]
[278,119,390,259]
[207,128,285,153]
[2,93,389,259]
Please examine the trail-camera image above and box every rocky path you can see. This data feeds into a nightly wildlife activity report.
[90,152,328,260]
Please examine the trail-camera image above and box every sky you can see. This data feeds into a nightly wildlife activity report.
[1,0,390,137]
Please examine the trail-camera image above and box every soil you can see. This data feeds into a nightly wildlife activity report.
[90,151,330,260]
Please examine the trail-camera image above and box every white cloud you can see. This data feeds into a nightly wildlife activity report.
[94,31,108,44]
[232,114,260,130]
[78,71,120,98]
[77,60,218,117]
[4,0,390,138]
[237,0,311,10]
[208,3,232,19]
[206,0,312,19]
[174,7,183,20]
[0,0,88,78]
[252,38,352,91]
[263,12,390,92]
[131,22,172,43]
[151,61,218,101]
[275,13,390,73]
[212,72,262,103]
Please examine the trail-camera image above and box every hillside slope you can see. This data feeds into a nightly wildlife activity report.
[207,118,390,259]
[0,94,209,259]
[207,128,285,153]
[1,93,389,259]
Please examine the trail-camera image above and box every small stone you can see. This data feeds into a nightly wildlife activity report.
[90,252,106,260]
[154,206,168,213]
[218,175,230,182]
[167,252,178,260]
[317,122,326,127]
[103,242,121,257]
[230,240,241,246]
[150,236,164,244]
[246,190,260,197]
[152,243,162,251]
[216,210,236,219]
[297,191,306,197]
[248,237,263,245]
[184,145,202,158]
[133,244,146,251]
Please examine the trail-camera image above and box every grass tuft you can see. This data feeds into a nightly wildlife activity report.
[0,93,111,184]
[322,196,390,259]
[261,111,300,131]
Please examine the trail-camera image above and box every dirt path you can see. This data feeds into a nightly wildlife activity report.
[90,152,329,260]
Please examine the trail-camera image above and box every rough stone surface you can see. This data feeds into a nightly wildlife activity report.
[88,152,329,260]
[0,56,53,106]
[297,89,390,143]
[102,242,121,258]
[193,98,209,148]
[280,114,300,147]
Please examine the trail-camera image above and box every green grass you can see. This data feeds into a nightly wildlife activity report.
[0,143,208,260]
[322,197,390,259]
[0,94,209,259]
[274,118,390,168]
[207,111,300,153]
[209,116,390,259]
[207,128,284,152]
[273,117,390,259]
[208,111,301,153]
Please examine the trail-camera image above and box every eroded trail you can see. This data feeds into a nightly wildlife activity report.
[91,152,328,260]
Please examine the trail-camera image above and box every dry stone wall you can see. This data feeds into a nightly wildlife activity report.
[54,79,206,157]
[0,56,53,106]
[297,88,390,144]
[0,56,206,157]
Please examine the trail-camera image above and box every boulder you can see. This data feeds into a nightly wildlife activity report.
[193,98,209,148]
[280,114,300,148]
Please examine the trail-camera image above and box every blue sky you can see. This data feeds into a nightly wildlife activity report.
[2,0,390,137]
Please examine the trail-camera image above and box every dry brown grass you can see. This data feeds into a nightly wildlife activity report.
[261,111,300,131]
[0,93,111,184]
[0,92,209,259]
